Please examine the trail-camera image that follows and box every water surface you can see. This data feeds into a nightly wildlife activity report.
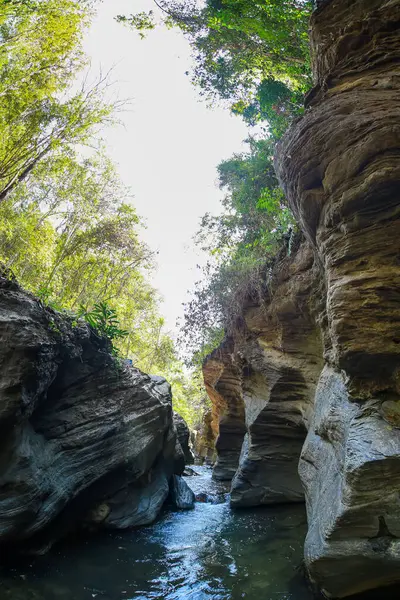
[1,467,313,600]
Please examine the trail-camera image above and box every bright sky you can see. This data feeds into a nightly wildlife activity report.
[83,0,248,334]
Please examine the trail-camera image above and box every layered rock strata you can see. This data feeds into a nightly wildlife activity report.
[231,244,323,507]
[275,0,400,596]
[203,340,246,480]
[0,278,192,553]
[203,242,323,505]
[203,0,400,596]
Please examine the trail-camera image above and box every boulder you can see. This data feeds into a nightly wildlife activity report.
[0,278,190,553]
[168,474,195,510]
[173,411,195,465]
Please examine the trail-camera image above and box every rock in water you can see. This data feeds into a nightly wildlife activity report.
[173,411,195,465]
[168,474,195,510]
[0,278,190,553]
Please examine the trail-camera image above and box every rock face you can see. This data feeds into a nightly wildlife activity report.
[192,410,216,463]
[173,412,195,465]
[203,0,400,596]
[275,0,400,596]
[0,278,191,553]
[168,474,195,510]
[203,241,323,505]
[230,242,323,508]
[203,340,246,480]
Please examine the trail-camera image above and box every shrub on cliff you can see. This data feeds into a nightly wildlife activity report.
[180,138,296,365]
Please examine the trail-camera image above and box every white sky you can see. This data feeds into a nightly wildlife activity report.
[83,0,248,334]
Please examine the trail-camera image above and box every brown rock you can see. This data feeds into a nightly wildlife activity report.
[274,0,400,596]
[203,340,246,481]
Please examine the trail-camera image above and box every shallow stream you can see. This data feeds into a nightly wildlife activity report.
[1,467,314,600]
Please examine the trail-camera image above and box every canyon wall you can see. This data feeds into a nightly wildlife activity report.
[203,239,324,507]
[0,277,194,554]
[203,0,400,597]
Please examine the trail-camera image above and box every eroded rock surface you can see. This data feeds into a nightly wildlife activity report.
[202,0,400,595]
[230,243,323,507]
[168,474,195,510]
[300,366,400,598]
[203,340,246,481]
[203,242,323,506]
[274,0,400,596]
[0,278,189,553]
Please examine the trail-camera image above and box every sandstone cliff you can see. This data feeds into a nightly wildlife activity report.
[203,0,400,597]
[0,276,194,554]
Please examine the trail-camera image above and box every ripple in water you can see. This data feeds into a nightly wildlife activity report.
[1,466,313,600]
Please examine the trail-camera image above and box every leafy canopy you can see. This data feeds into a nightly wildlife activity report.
[0,0,205,426]
[0,0,118,202]
[119,0,312,133]
[180,138,296,365]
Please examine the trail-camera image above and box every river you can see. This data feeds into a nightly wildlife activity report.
[1,467,314,600]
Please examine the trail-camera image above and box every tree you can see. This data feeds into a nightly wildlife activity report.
[0,0,117,201]
[119,0,312,133]
[0,147,205,424]
[180,138,295,364]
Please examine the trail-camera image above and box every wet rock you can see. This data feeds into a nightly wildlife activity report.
[173,412,195,465]
[87,465,171,530]
[168,474,195,510]
[0,279,185,552]
[195,492,208,503]
[183,467,199,476]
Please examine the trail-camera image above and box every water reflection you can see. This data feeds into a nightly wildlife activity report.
[1,467,312,600]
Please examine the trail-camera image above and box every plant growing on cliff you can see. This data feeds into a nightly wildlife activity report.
[180,137,295,365]
[78,302,129,346]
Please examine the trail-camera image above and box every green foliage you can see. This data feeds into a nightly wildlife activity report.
[121,0,312,132]
[0,0,204,426]
[181,138,295,364]
[78,302,129,349]
[116,11,156,38]
[0,0,118,202]
[197,138,295,257]
[168,365,210,429]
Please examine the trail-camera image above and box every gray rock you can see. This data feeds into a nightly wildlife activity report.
[0,279,184,552]
[231,367,309,507]
[88,465,170,529]
[300,367,400,598]
[173,411,195,465]
[168,474,195,510]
